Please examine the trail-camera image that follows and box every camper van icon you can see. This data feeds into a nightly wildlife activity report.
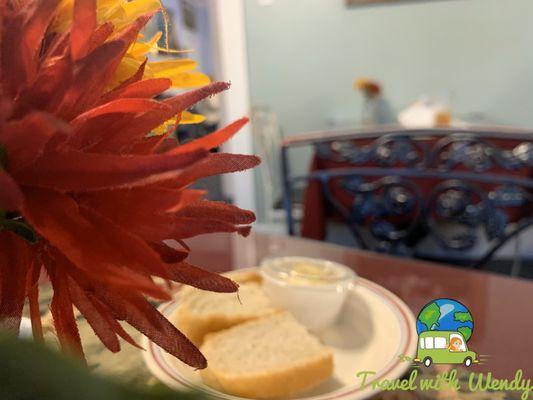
[414,299,478,367]
[416,330,478,367]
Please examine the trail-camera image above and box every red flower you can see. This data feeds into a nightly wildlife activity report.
[0,0,259,369]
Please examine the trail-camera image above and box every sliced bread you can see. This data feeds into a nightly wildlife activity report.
[170,279,278,346]
[200,312,334,399]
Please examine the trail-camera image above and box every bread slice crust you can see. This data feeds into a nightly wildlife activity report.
[170,274,278,346]
[201,352,333,399]
[200,312,334,399]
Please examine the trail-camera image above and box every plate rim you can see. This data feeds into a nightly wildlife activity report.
[143,268,417,400]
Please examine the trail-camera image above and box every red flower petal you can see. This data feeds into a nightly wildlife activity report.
[27,284,43,341]
[0,232,32,335]
[21,0,62,72]
[65,15,152,115]
[105,78,172,101]
[1,0,60,95]
[23,189,169,299]
[118,215,252,242]
[165,217,254,240]
[71,0,97,60]
[81,81,231,154]
[170,262,238,293]
[168,153,261,188]
[77,188,206,244]
[87,22,114,53]
[25,257,44,342]
[93,284,162,328]
[127,135,166,155]
[164,81,230,115]
[68,276,121,353]
[86,82,231,155]
[88,294,143,350]
[16,148,207,191]
[13,53,73,117]
[1,13,27,97]
[110,14,151,45]
[58,41,127,119]
[98,59,148,105]
[80,187,205,218]
[78,205,174,280]
[80,109,175,154]
[66,113,132,150]
[61,259,161,351]
[71,98,172,130]
[177,200,256,225]
[149,242,189,264]
[98,289,207,369]
[0,170,24,211]
[170,117,249,154]
[47,262,85,360]
[0,112,67,171]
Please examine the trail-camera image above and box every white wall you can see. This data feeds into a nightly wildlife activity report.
[244,0,533,179]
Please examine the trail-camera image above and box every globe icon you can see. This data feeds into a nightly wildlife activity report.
[416,298,474,341]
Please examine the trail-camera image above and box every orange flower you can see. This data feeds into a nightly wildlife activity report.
[0,0,259,369]
[354,77,381,97]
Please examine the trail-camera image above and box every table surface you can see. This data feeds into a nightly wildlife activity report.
[47,232,532,399]
[186,232,533,380]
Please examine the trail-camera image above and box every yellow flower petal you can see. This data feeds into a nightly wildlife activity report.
[97,0,125,16]
[147,59,198,75]
[152,111,206,135]
[146,60,210,88]
[98,0,123,8]
[128,42,151,60]
[129,31,162,59]
[122,0,161,20]
[52,0,209,92]
[167,72,211,88]
[152,116,177,136]
[53,0,126,32]
[98,1,127,26]
[51,0,74,32]
[181,111,206,125]
[108,55,144,89]
[148,31,163,45]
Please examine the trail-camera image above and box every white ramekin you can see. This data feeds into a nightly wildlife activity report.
[260,257,356,332]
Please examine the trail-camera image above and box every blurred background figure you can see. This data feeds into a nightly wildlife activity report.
[353,78,395,126]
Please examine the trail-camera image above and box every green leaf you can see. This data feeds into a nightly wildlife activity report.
[1,220,38,244]
[0,334,204,400]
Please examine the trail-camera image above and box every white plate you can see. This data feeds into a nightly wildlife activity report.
[143,268,417,400]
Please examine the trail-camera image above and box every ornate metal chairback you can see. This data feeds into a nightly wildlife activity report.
[281,127,533,268]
